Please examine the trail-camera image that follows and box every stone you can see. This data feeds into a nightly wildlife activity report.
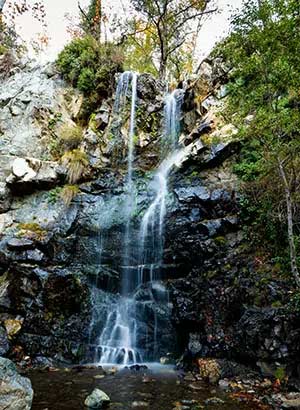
[0,62,82,164]
[204,397,225,406]
[7,157,64,191]
[218,379,230,391]
[84,388,110,408]
[0,357,33,410]
[11,158,36,179]
[4,318,23,339]
[7,238,35,250]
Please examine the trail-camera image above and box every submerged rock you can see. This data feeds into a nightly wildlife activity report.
[84,388,110,408]
[0,357,33,410]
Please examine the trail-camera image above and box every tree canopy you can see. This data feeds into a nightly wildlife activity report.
[215,0,300,285]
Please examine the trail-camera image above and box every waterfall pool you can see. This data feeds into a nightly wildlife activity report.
[27,365,256,410]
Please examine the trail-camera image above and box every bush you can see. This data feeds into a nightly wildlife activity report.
[58,124,83,150]
[62,149,89,183]
[56,36,124,120]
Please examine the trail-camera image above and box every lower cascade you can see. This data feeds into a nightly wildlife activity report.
[88,83,184,365]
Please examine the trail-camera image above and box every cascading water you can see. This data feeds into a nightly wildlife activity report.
[90,82,184,365]
[138,89,184,284]
[96,71,141,365]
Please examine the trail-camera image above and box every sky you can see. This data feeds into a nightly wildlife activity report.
[9,0,244,62]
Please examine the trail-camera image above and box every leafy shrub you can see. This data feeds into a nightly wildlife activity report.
[56,36,124,120]
[62,149,89,183]
[59,124,83,150]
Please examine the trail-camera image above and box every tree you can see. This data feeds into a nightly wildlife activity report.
[127,0,217,80]
[216,0,300,286]
[78,0,104,42]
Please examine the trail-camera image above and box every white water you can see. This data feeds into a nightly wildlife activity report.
[94,85,184,366]
[97,71,140,365]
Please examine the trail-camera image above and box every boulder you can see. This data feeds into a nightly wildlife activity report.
[6,157,65,192]
[84,388,110,408]
[0,357,33,410]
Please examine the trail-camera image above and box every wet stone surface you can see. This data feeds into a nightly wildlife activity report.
[27,366,255,410]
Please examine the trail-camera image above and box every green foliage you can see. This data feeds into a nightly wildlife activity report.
[62,149,89,184]
[47,187,63,204]
[127,0,214,79]
[287,292,300,314]
[274,367,286,381]
[56,36,124,120]
[215,0,300,275]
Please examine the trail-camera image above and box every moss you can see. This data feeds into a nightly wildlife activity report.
[214,236,227,246]
[0,272,8,286]
[205,270,218,279]
[0,44,8,55]
[18,222,46,240]
[201,133,213,145]
[271,301,283,308]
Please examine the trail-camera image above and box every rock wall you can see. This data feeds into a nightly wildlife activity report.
[0,58,299,377]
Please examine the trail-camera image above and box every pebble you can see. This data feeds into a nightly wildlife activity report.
[132,401,149,407]
[218,379,229,390]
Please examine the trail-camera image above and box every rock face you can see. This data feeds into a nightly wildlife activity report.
[0,357,33,410]
[0,57,299,378]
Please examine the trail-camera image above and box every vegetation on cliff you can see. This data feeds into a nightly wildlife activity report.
[215,0,300,286]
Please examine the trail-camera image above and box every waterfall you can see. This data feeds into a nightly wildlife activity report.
[92,81,184,365]
[96,71,140,365]
[122,71,138,295]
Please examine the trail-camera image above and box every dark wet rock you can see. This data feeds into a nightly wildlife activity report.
[136,73,164,101]
[0,325,9,356]
[129,364,148,371]
[84,388,110,408]
[0,357,33,410]
[174,185,210,203]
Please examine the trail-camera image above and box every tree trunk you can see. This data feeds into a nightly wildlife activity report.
[278,159,300,287]
[159,58,167,81]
